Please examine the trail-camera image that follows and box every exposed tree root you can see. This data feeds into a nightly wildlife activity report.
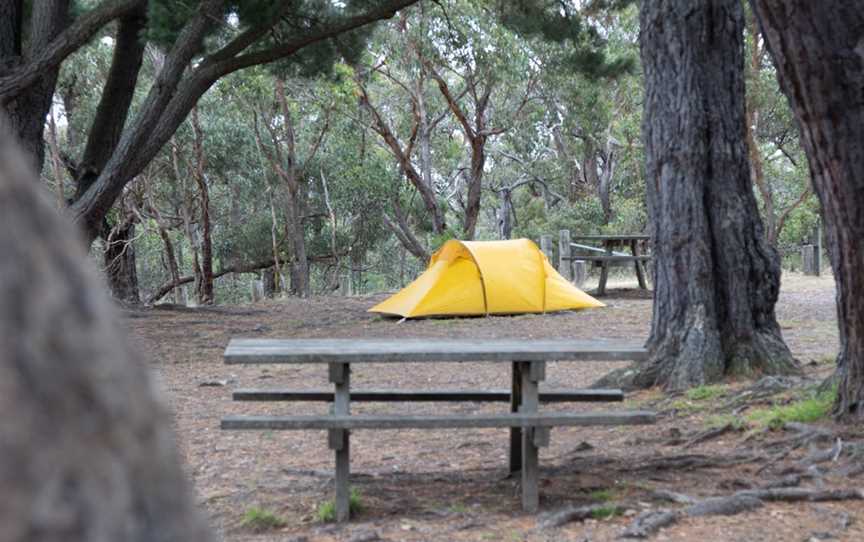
[620,488,863,538]
[683,424,734,448]
[621,510,681,538]
[537,503,625,529]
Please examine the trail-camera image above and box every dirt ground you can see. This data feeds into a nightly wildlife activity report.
[126,272,864,542]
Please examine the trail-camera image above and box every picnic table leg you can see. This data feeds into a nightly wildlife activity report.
[597,242,611,296]
[509,362,523,474]
[520,360,546,512]
[632,240,648,290]
[328,362,351,522]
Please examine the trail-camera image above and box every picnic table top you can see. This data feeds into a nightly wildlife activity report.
[224,338,648,364]
[571,234,651,242]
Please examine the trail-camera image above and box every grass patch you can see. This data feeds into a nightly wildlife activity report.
[705,414,747,430]
[747,388,835,429]
[686,384,727,401]
[317,488,364,522]
[591,505,624,520]
[448,502,469,514]
[588,489,613,502]
[241,507,287,532]
[669,399,703,414]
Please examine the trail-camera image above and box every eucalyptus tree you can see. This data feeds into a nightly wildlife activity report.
[500,0,639,226]
[0,0,423,244]
[352,7,449,258]
[743,9,813,247]
[615,0,799,390]
[420,0,540,240]
[750,0,864,418]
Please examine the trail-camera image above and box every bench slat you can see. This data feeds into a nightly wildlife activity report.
[221,411,655,430]
[224,338,648,364]
[567,255,652,262]
[233,388,624,403]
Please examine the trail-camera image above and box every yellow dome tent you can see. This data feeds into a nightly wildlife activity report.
[369,238,604,318]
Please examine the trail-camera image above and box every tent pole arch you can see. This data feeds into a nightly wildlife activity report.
[460,241,491,317]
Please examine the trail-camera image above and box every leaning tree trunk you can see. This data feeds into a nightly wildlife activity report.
[0,122,211,542]
[750,0,864,418]
[608,0,799,390]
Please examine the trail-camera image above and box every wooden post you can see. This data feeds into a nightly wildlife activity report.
[631,240,648,289]
[250,280,264,302]
[328,362,351,522]
[597,242,612,296]
[802,244,817,276]
[573,261,587,288]
[509,362,522,474]
[540,235,554,266]
[519,360,545,512]
[339,275,350,296]
[559,230,572,281]
[814,222,822,276]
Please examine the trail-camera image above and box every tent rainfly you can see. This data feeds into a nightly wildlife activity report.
[369,239,604,318]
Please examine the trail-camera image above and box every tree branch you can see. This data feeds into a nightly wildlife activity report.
[0,0,145,103]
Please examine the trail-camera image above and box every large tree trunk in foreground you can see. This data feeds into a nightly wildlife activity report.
[0,126,211,541]
[607,0,799,390]
[750,0,864,418]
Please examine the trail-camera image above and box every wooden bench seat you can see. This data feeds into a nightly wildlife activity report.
[232,388,625,403]
[221,410,655,430]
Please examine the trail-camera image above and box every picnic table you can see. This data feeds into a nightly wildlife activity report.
[221,338,654,521]
[569,234,652,296]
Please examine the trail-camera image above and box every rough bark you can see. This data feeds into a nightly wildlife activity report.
[0,0,145,102]
[621,0,799,390]
[0,123,211,542]
[0,0,22,66]
[103,210,141,305]
[274,80,310,298]
[3,0,70,172]
[74,3,147,199]
[189,107,213,304]
[750,0,864,418]
[172,138,204,303]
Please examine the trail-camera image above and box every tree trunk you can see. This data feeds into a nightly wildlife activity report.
[103,213,140,306]
[73,4,147,199]
[172,139,204,305]
[463,136,486,239]
[262,267,276,298]
[0,129,212,542]
[498,188,513,240]
[158,226,182,304]
[356,80,447,235]
[285,192,310,296]
[616,0,799,390]
[190,107,213,304]
[274,79,310,298]
[3,0,70,173]
[750,0,864,418]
